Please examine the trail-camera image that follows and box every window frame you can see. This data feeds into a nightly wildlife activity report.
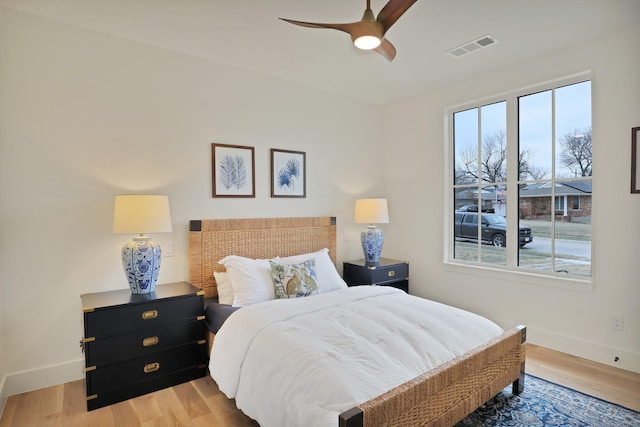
[444,72,593,288]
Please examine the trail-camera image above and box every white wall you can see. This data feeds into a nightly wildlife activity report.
[0,0,5,413]
[383,23,640,373]
[0,9,381,396]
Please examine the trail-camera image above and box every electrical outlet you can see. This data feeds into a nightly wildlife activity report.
[164,242,174,257]
[611,314,624,331]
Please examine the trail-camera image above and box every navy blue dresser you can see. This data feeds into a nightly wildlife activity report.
[81,282,208,410]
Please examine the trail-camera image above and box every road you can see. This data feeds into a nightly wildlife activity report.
[522,237,591,259]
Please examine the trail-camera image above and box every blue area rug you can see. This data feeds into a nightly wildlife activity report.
[455,374,640,427]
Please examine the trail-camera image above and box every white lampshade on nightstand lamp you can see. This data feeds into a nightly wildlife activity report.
[113,195,172,294]
[354,198,389,266]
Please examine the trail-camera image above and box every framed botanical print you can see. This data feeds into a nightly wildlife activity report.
[212,143,255,198]
[271,149,306,198]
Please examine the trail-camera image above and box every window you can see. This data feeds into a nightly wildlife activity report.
[450,76,592,280]
[572,197,580,210]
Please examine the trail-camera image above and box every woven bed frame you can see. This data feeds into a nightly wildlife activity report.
[189,216,338,298]
[188,216,526,427]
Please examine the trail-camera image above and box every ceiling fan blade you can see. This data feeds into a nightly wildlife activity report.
[374,39,397,61]
[280,1,414,62]
[279,18,357,35]
[376,0,418,33]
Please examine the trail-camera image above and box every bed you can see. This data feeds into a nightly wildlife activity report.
[189,216,526,427]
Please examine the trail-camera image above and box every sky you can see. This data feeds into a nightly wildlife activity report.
[454,80,592,182]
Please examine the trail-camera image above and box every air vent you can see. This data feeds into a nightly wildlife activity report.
[447,34,497,58]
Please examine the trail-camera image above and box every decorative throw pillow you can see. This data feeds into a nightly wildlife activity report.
[219,255,275,307]
[213,271,234,305]
[269,259,320,299]
[277,248,347,293]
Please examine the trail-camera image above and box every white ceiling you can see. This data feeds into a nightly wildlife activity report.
[1,0,639,105]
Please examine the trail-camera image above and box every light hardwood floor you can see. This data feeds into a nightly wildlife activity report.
[1,344,639,426]
[525,344,640,412]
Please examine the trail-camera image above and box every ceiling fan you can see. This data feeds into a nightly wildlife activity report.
[280,0,418,62]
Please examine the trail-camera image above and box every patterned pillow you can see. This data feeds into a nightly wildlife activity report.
[276,248,347,293]
[269,259,319,299]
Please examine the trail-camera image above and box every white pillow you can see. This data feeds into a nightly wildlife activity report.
[277,248,347,293]
[219,255,275,307]
[213,271,234,305]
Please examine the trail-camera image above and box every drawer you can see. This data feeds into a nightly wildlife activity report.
[344,261,409,286]
[86,341,208,395]
[84,319,206,367]
[87,365,207,411]
[385,279,409,293]
[84,293,203,338]
[367,263,409,284]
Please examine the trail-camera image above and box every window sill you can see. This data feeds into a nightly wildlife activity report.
[442,260,594,293]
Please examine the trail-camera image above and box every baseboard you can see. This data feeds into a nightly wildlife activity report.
[527,326,640,374]
[0,374,7,421]
[2,358,84,398]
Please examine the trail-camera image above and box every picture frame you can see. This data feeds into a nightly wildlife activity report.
[271,149,306,198]
[212,143,255,198]
[633,127,640,194]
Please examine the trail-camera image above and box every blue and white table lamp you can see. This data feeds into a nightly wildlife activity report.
[354,198,389,266]
[113,195,172,294]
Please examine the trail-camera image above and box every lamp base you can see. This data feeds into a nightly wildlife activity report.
[121,236,162,294]
[361,226,384,266]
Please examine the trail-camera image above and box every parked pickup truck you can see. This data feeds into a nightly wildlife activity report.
[454,212,533,247]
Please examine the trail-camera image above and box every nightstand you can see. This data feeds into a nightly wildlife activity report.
[343,258,409,293]
[80,281,208,411]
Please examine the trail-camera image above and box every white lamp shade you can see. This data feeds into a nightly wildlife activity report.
[354,198,389,224]
[113,195,172,234]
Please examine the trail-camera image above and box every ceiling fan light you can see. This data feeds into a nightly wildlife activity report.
[354,35,381,50]
[351,18,383,51]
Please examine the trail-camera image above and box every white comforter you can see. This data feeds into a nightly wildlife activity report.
[210,286,503,427]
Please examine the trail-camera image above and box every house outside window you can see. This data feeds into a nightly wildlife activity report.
[449,75,592,280]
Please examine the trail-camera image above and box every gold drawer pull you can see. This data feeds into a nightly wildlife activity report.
[388,271,395,277]
[142,336,159,347]
[141,310,158,320]
[144,362,160,373]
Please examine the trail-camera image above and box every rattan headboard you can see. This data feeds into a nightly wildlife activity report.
[189,217,337,298]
